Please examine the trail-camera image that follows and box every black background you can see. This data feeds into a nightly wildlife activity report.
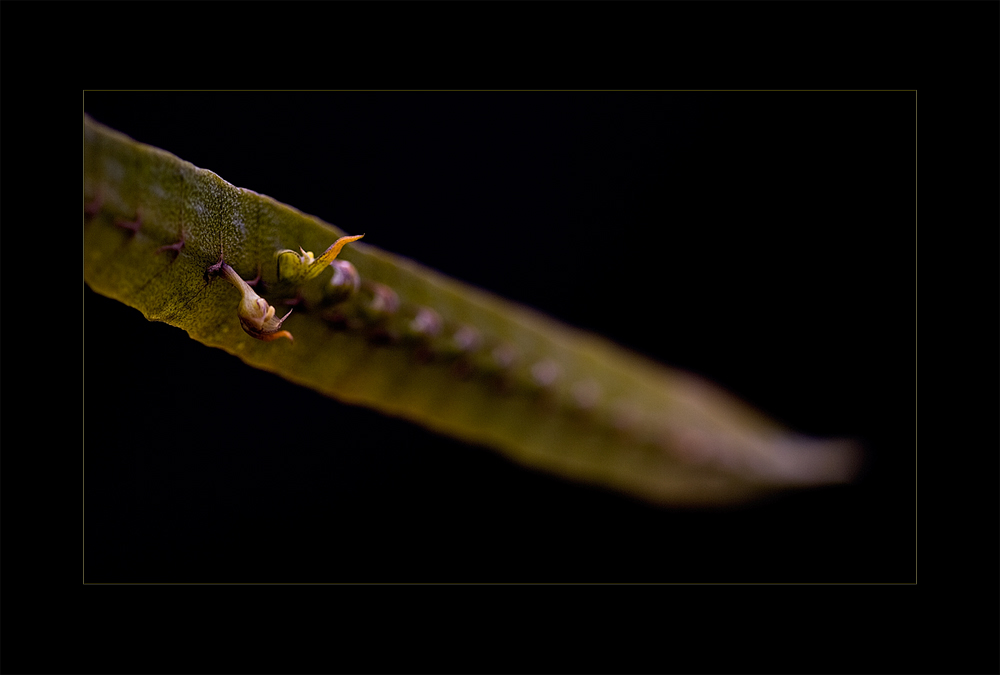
[84,91,914,583]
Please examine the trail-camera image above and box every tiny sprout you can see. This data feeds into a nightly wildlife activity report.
[215,262,294,342]
[323,259,361,304]
[359,282,400,321]
[276,234,364,285]
[407,307,443,339]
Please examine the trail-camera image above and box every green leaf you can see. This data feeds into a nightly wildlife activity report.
[84,112,863,508]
